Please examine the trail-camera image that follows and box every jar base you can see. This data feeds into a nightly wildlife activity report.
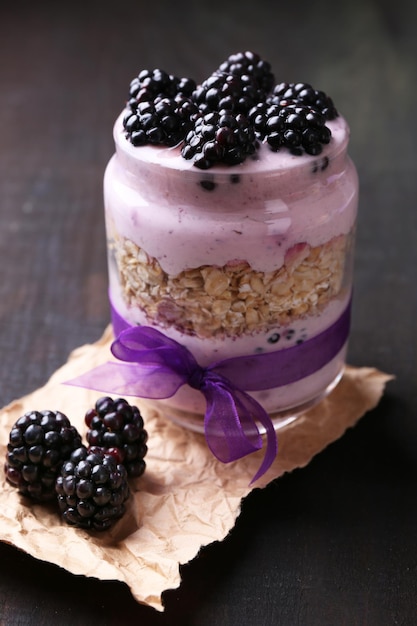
[149,366,345,435]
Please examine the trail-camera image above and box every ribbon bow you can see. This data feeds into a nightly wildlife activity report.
[67,297,351,483]
[69,325,277,483]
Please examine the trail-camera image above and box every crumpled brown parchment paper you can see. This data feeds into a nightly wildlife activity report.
[0,326,392,611]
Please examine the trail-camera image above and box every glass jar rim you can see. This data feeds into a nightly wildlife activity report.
[113,111,350,182]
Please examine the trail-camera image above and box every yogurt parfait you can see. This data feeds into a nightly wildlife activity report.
[103,51,359,433]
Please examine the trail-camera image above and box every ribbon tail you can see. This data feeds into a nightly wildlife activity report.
[247,395,279,484]
[65,361,185,399]
[203,378,278,483]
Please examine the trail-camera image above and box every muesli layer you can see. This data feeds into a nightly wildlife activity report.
[111,231,353,339]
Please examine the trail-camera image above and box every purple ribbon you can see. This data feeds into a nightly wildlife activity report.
[67,298,351,482]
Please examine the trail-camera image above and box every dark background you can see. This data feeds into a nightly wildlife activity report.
[1,0,416,624]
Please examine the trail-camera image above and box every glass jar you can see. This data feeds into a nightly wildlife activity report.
[104,111,358,432]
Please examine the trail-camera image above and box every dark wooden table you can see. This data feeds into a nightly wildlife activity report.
[1,0,416,624]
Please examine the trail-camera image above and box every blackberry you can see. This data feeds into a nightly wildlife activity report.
[192,52,274,116]
[217,50,275,93]
[268,82,338,120]
[4,410,83,502]
[123,69,198,147]
[56,447,130,531]
[249,101,332,156]
[128,68,195,105]
[85,396,148,478]
[181,110,257,169]
[193,71,267,116]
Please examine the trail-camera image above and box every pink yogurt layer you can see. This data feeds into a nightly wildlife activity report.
[106,112,357,275]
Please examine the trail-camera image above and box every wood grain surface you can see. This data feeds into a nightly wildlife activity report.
[0,0,416,624]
